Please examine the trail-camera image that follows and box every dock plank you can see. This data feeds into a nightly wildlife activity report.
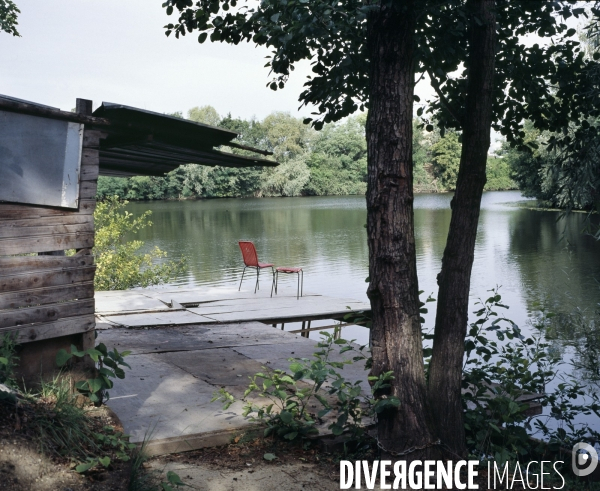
[103,310,214,327]
[96,287,370,327]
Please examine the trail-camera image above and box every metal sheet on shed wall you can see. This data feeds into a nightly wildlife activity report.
[0,111,82,209]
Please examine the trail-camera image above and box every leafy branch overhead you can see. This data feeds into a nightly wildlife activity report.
[163,0,597,143]
[0,0,20,36]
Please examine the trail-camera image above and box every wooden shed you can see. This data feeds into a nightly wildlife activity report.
[0,95,276,381]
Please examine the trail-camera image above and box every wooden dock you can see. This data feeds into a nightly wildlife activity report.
[95,286,371,333]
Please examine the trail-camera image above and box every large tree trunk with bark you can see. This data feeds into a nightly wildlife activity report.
[366,0,439,458]
[428,0,498,457]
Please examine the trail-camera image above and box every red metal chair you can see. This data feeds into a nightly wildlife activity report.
[238,241,275,293]
[271,266,303,299]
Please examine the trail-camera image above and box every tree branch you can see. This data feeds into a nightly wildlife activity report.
[426,68,463,128]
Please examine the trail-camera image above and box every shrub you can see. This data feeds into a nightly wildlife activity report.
[93,196,186,291]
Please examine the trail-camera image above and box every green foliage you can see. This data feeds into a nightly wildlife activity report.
[260,157,310,197]
[485,156,517,191]
[431,131,462,190]
[33,376,100,460]
[56,342,131,406]
[501,19,600,212]
[93,197,186,291]
[160,471,188,490]
[127,429,188,491]
[212,332,398,445]
[413,121,438,193]
[505,120,600,211]
[163,0,587,146]
[98,111,515,202]
[31,377,136,474]
[304,115,367,196]
[462,290,600,464]
[187,105,221,126]
[0,334,18,387]
[0,0,20,36]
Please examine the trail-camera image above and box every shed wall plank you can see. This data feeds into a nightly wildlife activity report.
[0,255,93,276]
[0,314,95,344]
[0,282,94,310]
[0,221,94,239]
[0,265,95,293]
[0,233,94,255]
[0,199,96,220]
[78,180,98,199]
[0,298,95,329]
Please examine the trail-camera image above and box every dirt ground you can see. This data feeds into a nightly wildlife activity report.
[149,435,347,491]
[0,400,129,491]
[2,401,579,491]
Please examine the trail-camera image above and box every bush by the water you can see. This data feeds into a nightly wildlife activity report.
[213,291,599,472]
[92,197,185,291]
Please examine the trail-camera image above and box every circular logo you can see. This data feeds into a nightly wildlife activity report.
[572,442,599,477]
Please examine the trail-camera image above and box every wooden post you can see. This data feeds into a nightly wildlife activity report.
[77,98,96,356]
[76,98,93,116]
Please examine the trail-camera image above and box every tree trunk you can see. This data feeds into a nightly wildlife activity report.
[428,0,498,457]
[366,0,438,458]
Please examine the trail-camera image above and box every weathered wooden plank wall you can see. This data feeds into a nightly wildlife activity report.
[0,116,99,345]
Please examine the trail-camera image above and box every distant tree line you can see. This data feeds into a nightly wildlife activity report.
[97,107,516,201]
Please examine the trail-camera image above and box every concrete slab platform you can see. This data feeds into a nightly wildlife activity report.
[100,321,369,456]
[94,291,170,314]
[97,322,301,355]
[136,286,316,305]
[102,310,214,327]
[96,286,370,328]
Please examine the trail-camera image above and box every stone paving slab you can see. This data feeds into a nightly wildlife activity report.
[101,310,214,327]
[96,286,369,328]
[97,322,303,355]
[100,321,370,455]
[94,291,170,314]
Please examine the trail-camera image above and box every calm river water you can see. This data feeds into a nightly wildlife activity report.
[126,190,600,428]
[128,191,600,343]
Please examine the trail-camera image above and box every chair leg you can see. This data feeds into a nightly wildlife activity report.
[239,267,247,291]
[270,269,276,297]
[300,270,303,297]
[254,268,259,293]
[296,271,300,299]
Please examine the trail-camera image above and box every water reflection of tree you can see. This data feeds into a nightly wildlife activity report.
[125,198,369,287]
[508,208,600,382]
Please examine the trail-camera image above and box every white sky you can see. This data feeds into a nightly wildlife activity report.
[1,0,318,119]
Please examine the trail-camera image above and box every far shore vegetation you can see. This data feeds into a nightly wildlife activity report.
[97,108,517,202]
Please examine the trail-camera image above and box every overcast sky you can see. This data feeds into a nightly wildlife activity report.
[1,0,322,119]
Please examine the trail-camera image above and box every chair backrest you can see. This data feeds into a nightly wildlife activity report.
[238,241,259,267]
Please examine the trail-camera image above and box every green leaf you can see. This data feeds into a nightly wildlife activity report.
[99,456,111,467]
[75,460,97,473]
[198,32,208,43]
[167,471,185,485]
[87,378,105,393]
[55,349,72,367]
[330,424,344,436]
[0,357,7,365]
[279,410,293,424]
[263,453,277,461]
